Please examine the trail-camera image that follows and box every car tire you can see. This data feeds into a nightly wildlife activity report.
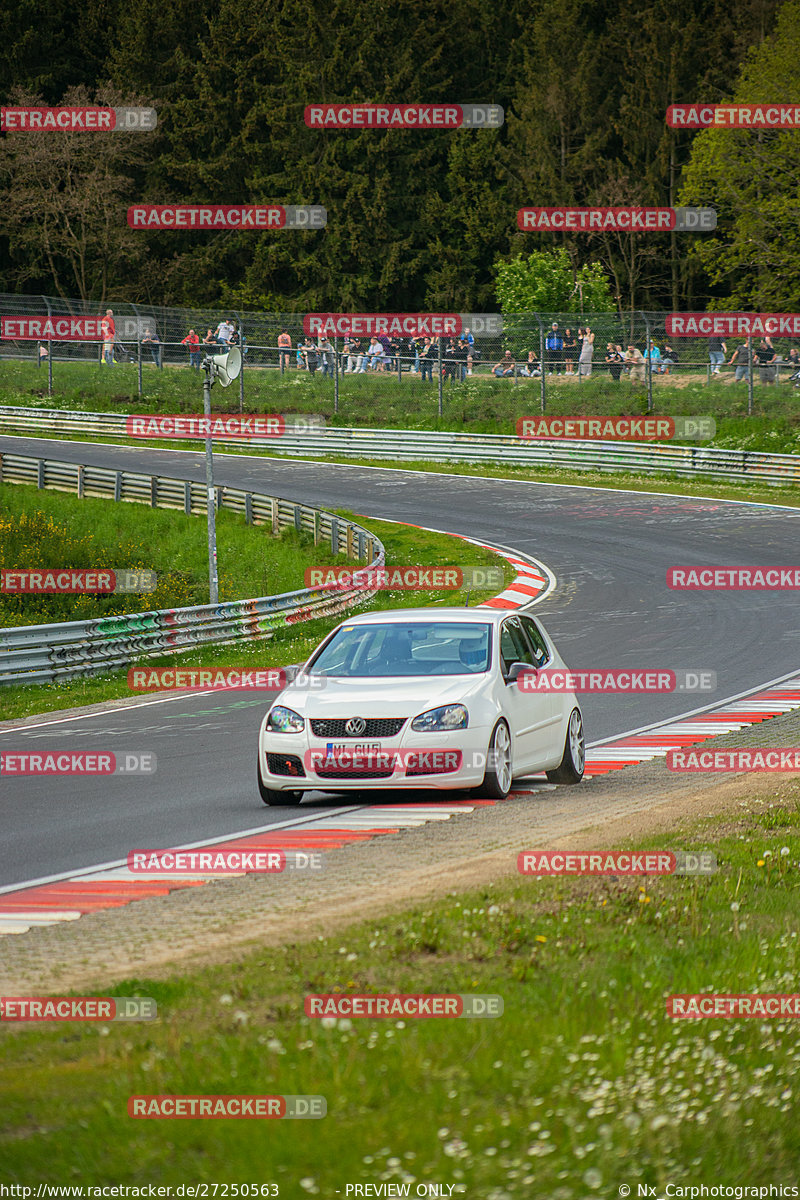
[257,760,303,806]
[546,708,585,785]
[477,720,513,799]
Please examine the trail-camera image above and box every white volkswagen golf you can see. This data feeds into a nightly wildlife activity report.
[256,607,584,805]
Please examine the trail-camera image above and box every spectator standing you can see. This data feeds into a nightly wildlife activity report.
[624,344,645,384]
[318,337,335,378]
[303,337,319,374]
[754,338,777,384]
[142,327,161,368]
[418,337,434,381]
[563,328,577,375]
[277,328,292,371]
[215,317,235,346]
[729,342,752,383]
[708,334,727,374]
[456,337,470,381]
[100,308,115,366]
[578,327,595,376]
[545,322,564,375]
[604,343,623,381]
[181,328,201,369]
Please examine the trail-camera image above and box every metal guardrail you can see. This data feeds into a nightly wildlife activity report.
[0,452,385,686]
[0,405,799,485]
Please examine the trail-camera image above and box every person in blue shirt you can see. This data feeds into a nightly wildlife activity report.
[545,323,564,375]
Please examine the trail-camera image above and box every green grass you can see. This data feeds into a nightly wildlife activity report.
[2,788,799,1190]
[5,357,800,454]
[0,499,513,721]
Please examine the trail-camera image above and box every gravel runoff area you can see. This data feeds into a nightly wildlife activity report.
[2,705,799,995]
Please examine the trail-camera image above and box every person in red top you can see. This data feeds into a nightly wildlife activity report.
[181,328,202,369]
[100,309,115,365]
[277,328,292,371]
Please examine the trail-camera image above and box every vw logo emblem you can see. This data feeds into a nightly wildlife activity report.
[345,716,367,736]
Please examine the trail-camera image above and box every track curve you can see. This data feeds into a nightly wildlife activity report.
[2,434,799,888]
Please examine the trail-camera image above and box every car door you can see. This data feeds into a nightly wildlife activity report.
[518,614,562,751]
[498,616,554,770]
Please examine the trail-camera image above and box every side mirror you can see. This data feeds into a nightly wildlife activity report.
[506,661,537,685]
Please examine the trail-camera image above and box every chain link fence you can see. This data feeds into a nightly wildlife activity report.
[2,294,795,420]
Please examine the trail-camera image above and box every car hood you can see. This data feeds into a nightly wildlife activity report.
[280,673,487,717]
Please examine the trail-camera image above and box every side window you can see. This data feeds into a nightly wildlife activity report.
[500,617,536,674]
[519,616,551,667]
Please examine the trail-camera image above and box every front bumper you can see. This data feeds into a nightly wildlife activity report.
[259,727,493,792]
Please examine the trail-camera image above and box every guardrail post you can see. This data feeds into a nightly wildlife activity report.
[271,497,279,535]
[115,470,122,501]
[358,530,366,559]
[313,510,320,544]
[245,492,253,525]
[294,504,302,532]
[78,464,85,498]
[346,524,354,558]
[184,481,192,515]
[331,518,339,554]
[151,476,158,507]
[37,459,45,489]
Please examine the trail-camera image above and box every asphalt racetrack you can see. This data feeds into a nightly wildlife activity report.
[2,434,799,887]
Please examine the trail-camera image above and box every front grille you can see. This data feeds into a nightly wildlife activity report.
[315,765,396,779]
[310,717,406,738]
[266,753,306,778]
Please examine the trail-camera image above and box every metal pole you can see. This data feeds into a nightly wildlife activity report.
[536,314,546,414]
[236,310,244,413]
[437,337,443,418]
[747,335,754,416]
[202,365,219,605]
[41,296,53,397]
[334,335,339,414]
[643,312,653,413]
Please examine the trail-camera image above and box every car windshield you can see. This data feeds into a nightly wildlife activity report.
[308,622,492,677]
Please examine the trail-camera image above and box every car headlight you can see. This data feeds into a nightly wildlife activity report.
[411,703,468,732]
[266,705,305,733]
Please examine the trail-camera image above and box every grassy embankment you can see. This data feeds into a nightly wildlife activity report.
[1,788,799,1190]
[0,482,512,721]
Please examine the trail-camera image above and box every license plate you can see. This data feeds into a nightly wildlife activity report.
[325,742,381,756]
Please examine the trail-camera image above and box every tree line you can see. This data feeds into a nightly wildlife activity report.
[0,0,794,312]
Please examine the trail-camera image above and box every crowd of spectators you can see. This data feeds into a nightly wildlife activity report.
[74,312,800,386]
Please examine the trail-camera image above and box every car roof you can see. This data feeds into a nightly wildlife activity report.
[335,607,515,627]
